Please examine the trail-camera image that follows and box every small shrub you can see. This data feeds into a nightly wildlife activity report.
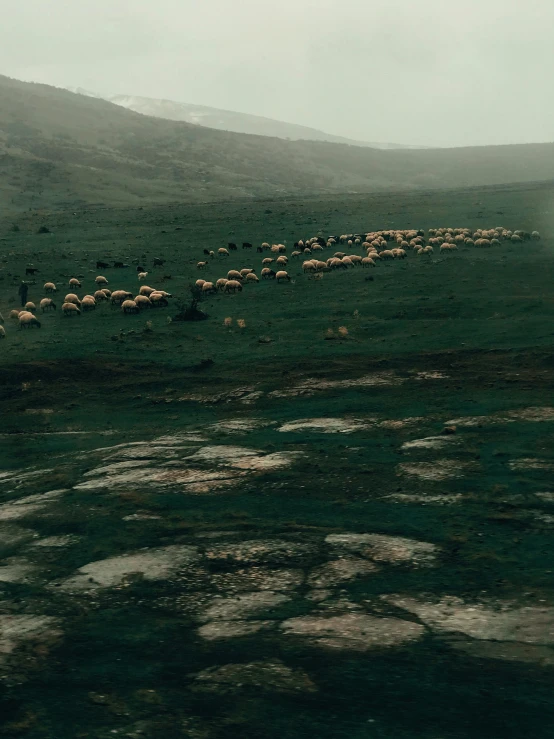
[237,319,246,329]
[338,326,349,338]
[224,317,233,327]
[37,225,50,234]
[325,328,336,340]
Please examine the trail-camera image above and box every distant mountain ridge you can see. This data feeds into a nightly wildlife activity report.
[66,87,424,150]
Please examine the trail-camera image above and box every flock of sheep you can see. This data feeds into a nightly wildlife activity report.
[0,271,173,335]
[194,226,541,294]
[0,225,540,339]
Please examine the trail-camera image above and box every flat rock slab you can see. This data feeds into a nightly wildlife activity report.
[57,545,199,591]
[200,591,291,622]
[205,539,319,566]
[384,595,554,644]
[325,533,437,566]
[280,613,424,651]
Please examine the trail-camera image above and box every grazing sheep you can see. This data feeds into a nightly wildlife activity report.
[261,242,271,250]
[361,257,376,268]
[532,230,541,240]
[195,279,206,288]
[511,234,523,243]
[276,256,288,267]
[261,268,276,279]
[96,261,109,269]
[69,278,81,288]
[94,290,109,302]
[349,255,363,266]
[216,278,229,291]
[111,290,133,305]
[151,290,171,298]
[262,258,274,266]
[138,272,148,280]
[197,261,208,270]
[139,285,155,297]
[0,326,5,338]
[24,302,36,313]
[291,251,301,259]
[134,295,151,309]
[201,281,216,294]
[44,282,57,293]
[153,258,165,267]
[224,279,243,293]
[227,270,243,281]
[240,268,254,277]
[303,260,316,273]
[218,248,229,257]
[246,273,259,283]
[64,293,81,306]
[81,297,96,311]
[40,298,56,312]
[9,310,20,320]
[149,293,169,307]
[19,313,41,329]
[122,299,139,314]
[95,276,108,286]
[276,270,291,282]
[209,250,215,259]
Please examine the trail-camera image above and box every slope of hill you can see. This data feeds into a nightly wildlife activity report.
[107,93,422,150]
[2,75,554,213]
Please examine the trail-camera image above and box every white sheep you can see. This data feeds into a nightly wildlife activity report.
[111,290,132,305]
[262,258,274,266]
[24,302,36,313]
[224,279,243,293]
[64,293,81,306]
[218,248,229,257]
[95,276,108,286]
[276,270,290,282]
[195,279,206,288]
[201,281,216,294]
[69,278,81,288]
[246,273,259,283]
[291,251,301,259]
[121,299,139,314]
[94,290,109,302]
[361,257,376,268]
[44,282,57,293]
[9,310,20,320]
[227,270,243,281]
[82,297,96,311]
[40,298,56,312]
[138,272,148,280]
[216,278,228,291]
[532,231,541,240]
[19,313,41,329]
[149,293,169,307]
[139,285,155,297]
[276,256,288,266]
[240,268,254,276]
[134,295,151,309]
[197,261,208,270]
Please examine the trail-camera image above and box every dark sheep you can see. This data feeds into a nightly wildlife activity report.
[242,242,253,249]
[25,267,39,275]
[256,246,263,253]
[228,243,238,251]
[153,258,165,267]
[203,249,211,256]
[96,261,109,269]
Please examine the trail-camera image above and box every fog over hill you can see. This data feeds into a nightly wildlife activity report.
[2,75,554,213]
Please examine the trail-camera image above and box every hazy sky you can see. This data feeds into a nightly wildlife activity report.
[2,0,553,147]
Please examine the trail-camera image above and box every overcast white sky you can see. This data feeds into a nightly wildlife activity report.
[2,0,553,147]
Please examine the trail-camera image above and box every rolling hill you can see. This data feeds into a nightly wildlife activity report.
[2,74,554,213]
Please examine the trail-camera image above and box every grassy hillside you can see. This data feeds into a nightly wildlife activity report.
[1,185,554,738]
[2,75,554,213]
